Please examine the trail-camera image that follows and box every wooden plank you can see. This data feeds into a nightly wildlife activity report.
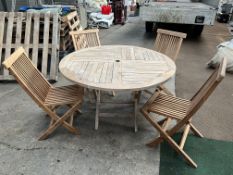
[32,13,40,66]
[2,43,53,49]
[82,62,94,80]
[50,13,59,80]
[41,13,50,76]
[15,12,23,47]
[0,12,6,63]
[99,62,109,83]
[105,62,114,83]
[94,63,104,83]
[4,12,15,76]
[24,12,33,55]
[87,62,99,82]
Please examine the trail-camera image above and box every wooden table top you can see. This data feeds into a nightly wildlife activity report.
[59,45,176,91]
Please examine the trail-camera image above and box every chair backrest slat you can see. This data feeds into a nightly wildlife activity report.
[3,47,51,103]
[70,29,101,51]
[154,29,187,61]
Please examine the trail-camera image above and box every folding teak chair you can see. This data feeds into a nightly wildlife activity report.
[141,58,227,168]
[69,29,101,51]
[144,29,187,96]
[3,47,84,140]
[154,29,187,61]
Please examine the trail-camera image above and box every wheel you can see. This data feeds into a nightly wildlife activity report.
[190,25,204,37]
[145,21,153,32]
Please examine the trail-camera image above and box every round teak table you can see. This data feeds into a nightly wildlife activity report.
[59,45,176,131]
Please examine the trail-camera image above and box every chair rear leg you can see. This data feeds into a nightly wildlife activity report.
[147,117,171,147]
[190,123,204,138]
[39,101,81,140]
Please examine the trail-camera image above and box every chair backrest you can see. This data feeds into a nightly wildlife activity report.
[70,29,101,50]
[154,29,187,61]
[188,57,227,117]
[3,47,52,104]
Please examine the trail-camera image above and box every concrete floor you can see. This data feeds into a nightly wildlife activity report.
[0,16,232,175]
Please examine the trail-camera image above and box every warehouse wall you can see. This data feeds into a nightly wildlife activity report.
[0,1,4,11]
[0,0,21,11]
[13,0,33,11]
[0,0,38,12]
[0,0,9,11]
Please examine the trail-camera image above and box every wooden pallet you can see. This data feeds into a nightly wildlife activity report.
[0,12,60,81]
[63,11,82,31]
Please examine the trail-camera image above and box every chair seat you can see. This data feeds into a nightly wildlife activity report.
[148,93,191,119]
[44,85,84,106]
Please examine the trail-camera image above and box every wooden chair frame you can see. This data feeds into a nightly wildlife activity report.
[69,29,101,51]
[144,29,187,96]
[3,47,84,140]
[154,29,187,61]
[141,58,227,168]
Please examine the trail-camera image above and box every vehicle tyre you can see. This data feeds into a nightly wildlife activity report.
[190,25,204,37]
[145,21,153,32]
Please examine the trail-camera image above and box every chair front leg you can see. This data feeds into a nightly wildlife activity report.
[146,117,171,147]
[141,109,166,146]
[154,120,197,168]
[39,100,82,140]
[141,109,197,168]
[189,123,204,138]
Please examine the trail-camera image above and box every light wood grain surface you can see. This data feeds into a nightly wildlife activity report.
[59,45,176,91]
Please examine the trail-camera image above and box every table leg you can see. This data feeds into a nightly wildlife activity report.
[134,91,141,132]
[95,90,101,130]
